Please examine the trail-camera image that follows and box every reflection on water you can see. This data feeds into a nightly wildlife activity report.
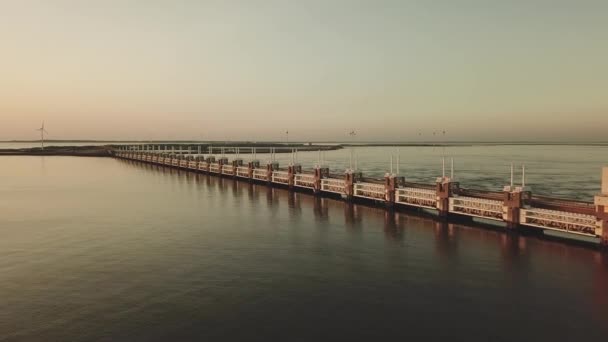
[1,156,607,341]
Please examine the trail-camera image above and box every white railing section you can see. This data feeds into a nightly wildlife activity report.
[354,182,386,201]
[321,178,346,194]
[209,163,221,173]
[187,161,198,169]
[295,174,315,188]
[198,162,208,170]
[253,169,268,181]
[179,160,188,168]
[520,208,597,236]
[396,187,436,209]
[222,165,235,175]
[171,158,180,167]
[449,196,503,220]
[236,167,249,178]
[272,171,290,184]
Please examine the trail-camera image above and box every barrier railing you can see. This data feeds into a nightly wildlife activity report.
[354,182,385,201]
[396,187,436,209]
[236,167,249,178]
[272,171,290,185]
[209,163,221,173]
[222,165,235,176]
[449,196,503,220]
[321,178,346,194]
[295,174,315,189]
[520,208,597,236]
[253,169,268,181]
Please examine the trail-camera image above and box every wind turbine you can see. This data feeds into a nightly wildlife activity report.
[36,121,48,150]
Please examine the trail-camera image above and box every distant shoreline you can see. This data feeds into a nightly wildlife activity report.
[0,144,342,156]
[0,145,113,157]
[2,140,607,147]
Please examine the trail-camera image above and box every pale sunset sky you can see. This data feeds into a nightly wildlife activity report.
[1,0,607,142]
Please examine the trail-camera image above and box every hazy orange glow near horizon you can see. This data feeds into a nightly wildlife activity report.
[1,0,607,142]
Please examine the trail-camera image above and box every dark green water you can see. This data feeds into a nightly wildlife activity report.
[1,156,607,341]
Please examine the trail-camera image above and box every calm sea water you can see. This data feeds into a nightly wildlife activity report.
[0,156,607,341]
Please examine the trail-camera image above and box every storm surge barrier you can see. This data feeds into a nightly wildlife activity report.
[113,145,608,247]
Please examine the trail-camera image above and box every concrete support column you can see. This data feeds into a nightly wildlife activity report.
[595,167,608,246]
[344,171,356,200]
[436,178,459,218]
[266,162,278,185]
[218,157,228,175]
[205,156,215,173]
[596,208,608,246]
[385,175,403,207]
[502,190,530,230]
[313,167,328,195]
[288,164,302,189]
[233,159,243,178]
[248,161,259,180]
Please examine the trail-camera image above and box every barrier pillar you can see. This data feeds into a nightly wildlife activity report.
[313,167,328,195]
[436,177,459,218]
[248,160,259,180]
[502,188,531,230]
[595,167,608,246]
[266,162,278,185]
[385,174,403,207]
[218,157,228,175]
[344,170,356,200]
[288,164,302,189]
[205,156,215,173]
[233,159,243,178]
